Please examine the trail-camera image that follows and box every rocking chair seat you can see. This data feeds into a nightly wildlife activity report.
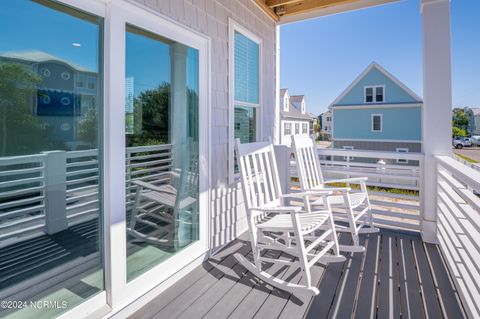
[311,193,367,209]
[257,211,330,233]
[141,184,196,210]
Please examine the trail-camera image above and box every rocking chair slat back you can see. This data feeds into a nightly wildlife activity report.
[293,137,324,190]
[235,139,283,217]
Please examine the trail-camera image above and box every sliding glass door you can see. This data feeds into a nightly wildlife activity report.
[0,0,208,317]
[0,1,104,318]
[124,25,200,281]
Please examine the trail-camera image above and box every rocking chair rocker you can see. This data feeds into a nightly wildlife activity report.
[234,139,345,297]
[291,135,379,253]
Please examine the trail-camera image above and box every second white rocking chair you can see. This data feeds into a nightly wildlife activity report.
[234,139,345,297]
[292,135,379,253]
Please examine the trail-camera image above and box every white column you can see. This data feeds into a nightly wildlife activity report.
[170,43,189,248]
[421,0,452,243]
[274,25,281,144]
[43,151,67,234]
[170,43,189,177]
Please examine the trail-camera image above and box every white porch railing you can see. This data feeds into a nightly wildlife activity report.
[436,155,480,319]
[283,147,424,232]
[0,144,172,247]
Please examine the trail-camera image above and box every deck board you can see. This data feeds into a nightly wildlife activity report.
[353,232,380,318]
[397,235,424,319]
[326,236,365,319]
[412,240,444,318]
[133,228,466,319]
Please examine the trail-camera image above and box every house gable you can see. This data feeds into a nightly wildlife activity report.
[331,63,422,106]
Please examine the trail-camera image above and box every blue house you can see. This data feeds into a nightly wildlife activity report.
[330,62,423,156]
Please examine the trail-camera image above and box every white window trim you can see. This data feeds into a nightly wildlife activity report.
[396,148,409,164]
[302,122,308,134]
[371,114,383,132]
[228,18,262,183]
[364,85,385,103]
[284,122,292,135]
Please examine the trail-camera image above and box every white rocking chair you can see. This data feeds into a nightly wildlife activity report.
[128,147,199,250]
[234,139,345,297]
[292,135,379,253]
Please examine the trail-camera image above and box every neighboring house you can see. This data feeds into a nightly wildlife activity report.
[465,107,480,135]
[0,50,100,148]
[308,112,318,137]
[330,62,423,156]
[279,89,312,145]
[320,110,332,137]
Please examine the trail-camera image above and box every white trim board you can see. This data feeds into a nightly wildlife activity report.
[330,103,422,110]
[329,62,423,107]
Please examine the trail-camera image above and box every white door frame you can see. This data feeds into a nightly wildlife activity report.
[50,0,211,318]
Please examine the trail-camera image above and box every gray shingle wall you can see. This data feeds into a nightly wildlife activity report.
[131,0,277,251]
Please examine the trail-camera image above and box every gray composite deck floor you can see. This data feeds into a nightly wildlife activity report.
[132,228,466,319]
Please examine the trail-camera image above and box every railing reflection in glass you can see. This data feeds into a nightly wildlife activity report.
[0,0,104,317]
[124,25,200,281]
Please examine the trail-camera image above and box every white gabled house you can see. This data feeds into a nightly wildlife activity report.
[279,88,314,145]
[1,1,478,319]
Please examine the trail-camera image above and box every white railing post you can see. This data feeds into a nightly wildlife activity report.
[274,145,291,194]
[43,150,68,234]
[420,0,452,243]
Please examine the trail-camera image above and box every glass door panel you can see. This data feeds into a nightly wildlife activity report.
[0,1,104,317]
[125,25,199,281]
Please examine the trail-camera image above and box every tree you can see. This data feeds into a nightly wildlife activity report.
[452,126,467,137]
[127,82,170,147]
[452,109,469,130]
[0,63,55,156]
[77,107,98,147]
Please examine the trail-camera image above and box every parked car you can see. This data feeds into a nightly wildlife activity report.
[470,135,480,146]
[453,137,472,149]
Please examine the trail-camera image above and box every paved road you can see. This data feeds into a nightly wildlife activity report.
[453,146,480,162]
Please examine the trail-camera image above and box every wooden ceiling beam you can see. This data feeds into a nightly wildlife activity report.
[252,0,280,21]
[281,0,362,16]
[265,0,303,8]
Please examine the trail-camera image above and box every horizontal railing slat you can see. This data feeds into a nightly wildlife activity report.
[436,154,480,319]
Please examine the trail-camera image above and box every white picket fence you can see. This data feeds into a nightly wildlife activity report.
[436,155,480,319]
[283,147,424,232]
[0,144,172,247]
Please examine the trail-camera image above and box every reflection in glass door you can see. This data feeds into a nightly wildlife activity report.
[124,25,199,281]
[0,1,104,318]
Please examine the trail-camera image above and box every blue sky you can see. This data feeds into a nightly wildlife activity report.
[0,0,199,97]
[0,1,101,72]
[280,0,480,115]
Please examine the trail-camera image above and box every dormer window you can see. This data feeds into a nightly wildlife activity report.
[284,96,289,111]
[365,85,384,103]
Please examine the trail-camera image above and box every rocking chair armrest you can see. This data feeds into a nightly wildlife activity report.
[251,206,302,213]
[281,190,333,199]
[304,187,351,194]
[132,180,173,193]
[324,177,368,185]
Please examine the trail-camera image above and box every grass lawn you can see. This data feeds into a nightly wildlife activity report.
[454,153,479,163]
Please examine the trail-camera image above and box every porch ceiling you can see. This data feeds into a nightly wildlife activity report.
[253,0,399,23]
